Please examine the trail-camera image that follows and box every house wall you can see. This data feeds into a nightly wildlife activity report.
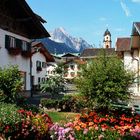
[65,62,80,79]
[46,62,57,77]
[0,28,31,90]
[124,50,140,96]
[32,52,47,85]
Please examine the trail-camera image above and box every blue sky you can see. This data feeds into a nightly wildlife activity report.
[27,0,140,47]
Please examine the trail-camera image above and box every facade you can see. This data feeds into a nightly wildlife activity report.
[115,37,140,95]
[64,59,85,79]
[0,0,50,91]
[115,22,140,96]
[31,42,54,89]
[46,62,57,77]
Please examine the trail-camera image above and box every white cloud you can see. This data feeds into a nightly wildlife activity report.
[120,1,131,17]
[99,17,107,21]
[132,0,140,3]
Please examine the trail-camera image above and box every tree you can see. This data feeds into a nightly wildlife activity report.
[75,50,134,109]
[41,63,66,98]
[0,66,22,103]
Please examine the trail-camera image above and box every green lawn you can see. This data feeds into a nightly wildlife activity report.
[46,111,78,124]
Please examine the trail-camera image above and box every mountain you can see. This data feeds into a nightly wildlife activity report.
[40,38,78,54]
[39,27,92,54]
[50,27,92,52]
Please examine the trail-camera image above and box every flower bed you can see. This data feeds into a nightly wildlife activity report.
[1,105,140,139]
[50,110,140,140]
[0,104,53,140]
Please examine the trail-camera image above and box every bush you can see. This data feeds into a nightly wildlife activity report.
[0,103,53,140]
[0,66,22,103]
[0,103,21,134]
[59,94,87,112]
[40,98,59,109]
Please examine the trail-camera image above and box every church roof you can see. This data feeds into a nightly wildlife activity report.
[104,29,111,36]
[115,38,131,52]
[80,48,115,58]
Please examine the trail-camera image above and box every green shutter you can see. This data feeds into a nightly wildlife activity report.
[5,35,10,49]
[16,38,22,49]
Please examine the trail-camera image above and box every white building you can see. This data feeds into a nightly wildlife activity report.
[115,36,139,96]
[31,42,54,89]
[64,59,85,79]
[0,0,50,92]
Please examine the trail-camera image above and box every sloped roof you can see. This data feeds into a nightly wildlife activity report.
[64,59,86,65]
[31,42,54,62]
[115,38,131,52]
[80,48,115,58]
[61,53,79,58]
[104,29,111,36]
[132,22,140,36]
[0,0,50,39]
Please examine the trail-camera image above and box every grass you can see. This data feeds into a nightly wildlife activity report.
[46,111,78,124]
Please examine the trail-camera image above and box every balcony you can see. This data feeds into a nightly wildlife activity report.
[7,47,21,55]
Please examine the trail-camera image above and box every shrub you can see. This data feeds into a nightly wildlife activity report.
[0,104,53,140]
[40,98,59,109]
[0,66,22,103]
[59,94,87,112]
[0,103,21,134]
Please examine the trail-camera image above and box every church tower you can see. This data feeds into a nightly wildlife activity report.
[103,29,112,48]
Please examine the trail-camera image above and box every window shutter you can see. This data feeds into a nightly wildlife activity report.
[5,35,10,49]
[27,42,31,52]
[16,38,22,49]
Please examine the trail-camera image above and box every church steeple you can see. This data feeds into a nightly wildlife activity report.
[103,29,112,48]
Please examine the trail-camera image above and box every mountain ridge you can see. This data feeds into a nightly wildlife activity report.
[40,27,92,54]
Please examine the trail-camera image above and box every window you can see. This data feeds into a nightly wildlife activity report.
[70,65,74,70]
[36,61,41,67]
[42,77,45,83]
[22,41,28,51]
[10,36,16,48]
[42,62,46,68]
[70,72,75,77]
[38,77,41,84]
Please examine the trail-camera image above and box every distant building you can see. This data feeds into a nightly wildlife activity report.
[80,29,115,61]
[31,42,54,90]
[64,59,86,79]
[115,22,140,96]
[61,53,80,62]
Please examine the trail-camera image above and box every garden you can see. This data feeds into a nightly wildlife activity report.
[1,52,140,140]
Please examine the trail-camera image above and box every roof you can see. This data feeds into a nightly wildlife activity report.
[80,48,115,58]
[0,0,50,39]
[64,59,86,65]
[115,38,131,52]
[31,41,54,62]
[61,53,79,58]
[132,22,140,36]
[104,29,111,36]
